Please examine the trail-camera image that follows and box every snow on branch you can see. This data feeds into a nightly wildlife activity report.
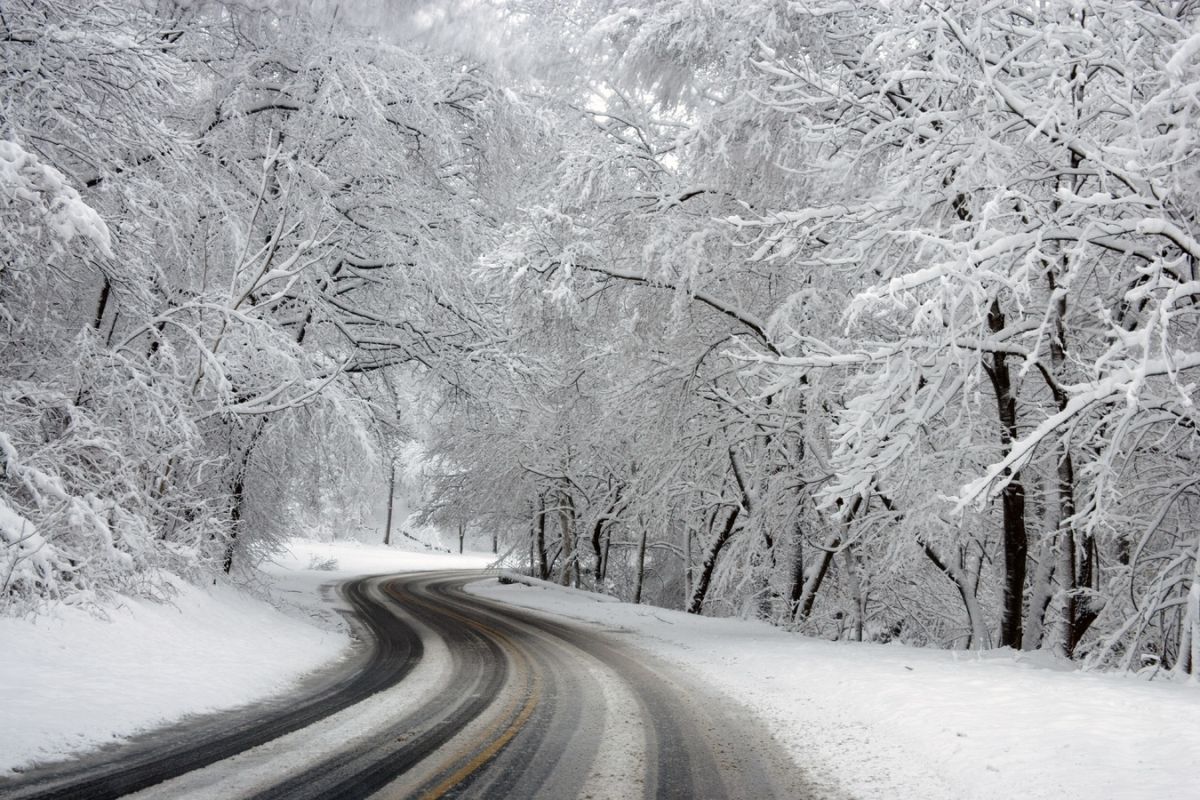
[957,351,1200,509]
[0,140,113,257]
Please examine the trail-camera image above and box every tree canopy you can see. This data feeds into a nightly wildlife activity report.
[3,0,1199,676]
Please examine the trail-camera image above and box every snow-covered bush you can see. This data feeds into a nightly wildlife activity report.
[0,337,230,612]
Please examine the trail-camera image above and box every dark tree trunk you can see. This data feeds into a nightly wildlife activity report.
[600,525,612,584]
[535,494,549,580]
[590,518,605,583]
[687,505,740,614]
[591,488,621,586]
[222,420,267,574]
[223,470,246,574]
[795,496,862,622]
[93,276,111,332]
[796,535,837,621]
[986,299,1029,649]
[633,526,648,604]
[383,460,396,546]
[684,523,693,606]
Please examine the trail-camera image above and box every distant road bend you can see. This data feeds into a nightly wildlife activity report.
[1,571,815,800]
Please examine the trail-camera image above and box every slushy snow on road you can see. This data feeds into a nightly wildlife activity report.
[0,539,492,776]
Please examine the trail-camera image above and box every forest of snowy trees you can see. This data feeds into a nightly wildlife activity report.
[3,0,1199,676]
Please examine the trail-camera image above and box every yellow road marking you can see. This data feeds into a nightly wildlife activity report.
[419,673,542,800]
[383,580,544,799]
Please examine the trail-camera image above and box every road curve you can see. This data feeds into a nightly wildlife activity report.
[1,571,818,800]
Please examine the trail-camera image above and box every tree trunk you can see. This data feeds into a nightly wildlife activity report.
[841,546,866,642]
[600,524,612,585]
[528,515,535,576]
[788,515,806,612]
[223,469,246,574]
[998,455,1028,649]
[590,517,605,585]
[590,487,622,587]
[557,488,578,587]
[795,533,838,622]
[535,494,549,580]
[92,276,111,332]
[756,522,776,620]
[383,460,396,546]
[1177,543,1200,677]
[633,525,648,604]
[922,541,990,649]
[1025,533,1056,651]
[684,522,693,609]
[795,496,862,622]
[222,419,267,574]
[987,299,1029,649]
[687,505,740,614]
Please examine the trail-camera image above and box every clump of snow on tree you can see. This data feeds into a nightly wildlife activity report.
[0,139,112,256]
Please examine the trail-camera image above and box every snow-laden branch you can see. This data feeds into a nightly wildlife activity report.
[196,358,351,420]
[957,351,1200,508]
[0,139,113,257]
[574,262,781,355]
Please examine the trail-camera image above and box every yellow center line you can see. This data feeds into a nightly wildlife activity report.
[384,581,543,800]
[419,671,542,800]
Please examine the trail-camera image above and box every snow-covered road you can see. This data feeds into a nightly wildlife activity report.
[3,570,810,799]
[0,540,492,779]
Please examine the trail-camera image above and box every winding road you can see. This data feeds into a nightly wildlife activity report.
[1,572,815,800]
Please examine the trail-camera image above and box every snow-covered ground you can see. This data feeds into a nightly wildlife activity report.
[470,576,1200,800]
[5,539,1197,799]
[0,538,493,776]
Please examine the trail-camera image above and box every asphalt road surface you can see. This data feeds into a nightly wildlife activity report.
[1,571,817,800]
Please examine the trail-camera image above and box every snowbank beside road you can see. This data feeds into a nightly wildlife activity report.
[0,575,343,776]
[470,578,1200,800]
[0,538,494,776]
